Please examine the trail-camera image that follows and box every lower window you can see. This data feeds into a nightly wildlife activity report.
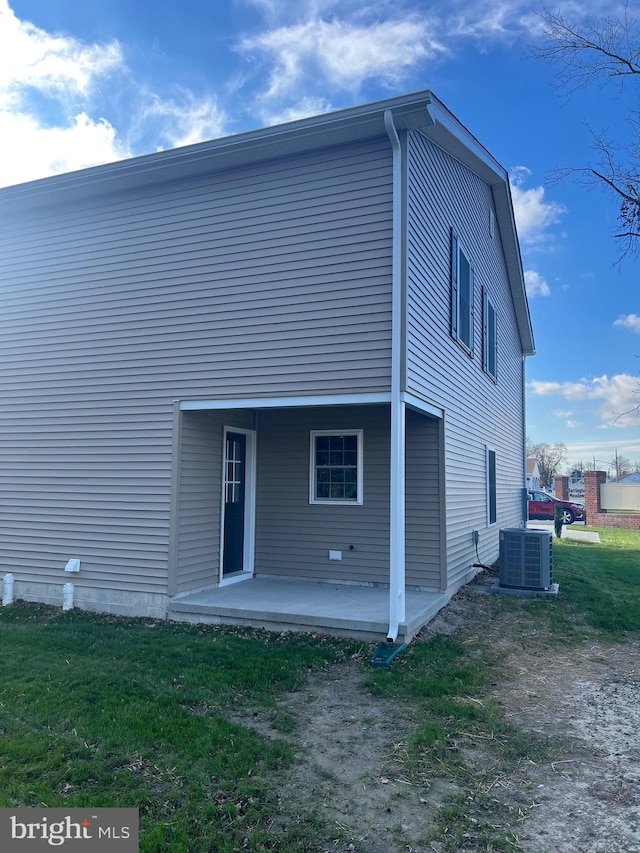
[487,447,497,525]
[310,430,363,505]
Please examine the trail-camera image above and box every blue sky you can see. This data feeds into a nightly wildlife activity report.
[2,0,640,472]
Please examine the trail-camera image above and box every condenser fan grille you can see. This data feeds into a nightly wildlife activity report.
[499,528,553,590]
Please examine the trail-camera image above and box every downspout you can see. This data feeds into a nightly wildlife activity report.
[384,109,406,644]
[522,354,528,525]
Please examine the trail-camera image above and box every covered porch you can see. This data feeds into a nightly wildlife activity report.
[170,393,448,643]
[167,576,451,643]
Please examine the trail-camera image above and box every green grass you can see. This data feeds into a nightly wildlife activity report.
[362,527,640,850]
[551,527,640,638]
[0,606,361,852]
[1,528,638,852]
[363,636,549,779]
[361,637,549,850]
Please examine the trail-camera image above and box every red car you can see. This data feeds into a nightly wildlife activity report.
[527,490,585,525]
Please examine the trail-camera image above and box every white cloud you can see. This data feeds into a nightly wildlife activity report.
[529,380,592,401]
[257,95,334,125]
[133,92,228,150]
[614,314,640,334]
[510,166,566,245]
[0,2,233,186]
[552,408,580,427]
[524,269,551,298]
[242,0,343,21]
[0,1,123,102]
[530,374,640,427]
[0,110,126,187]
[241,15,446,116]
[565,437,640,461]
[0,0,129,186]
[239,0,625,123]
[445,2,539,40]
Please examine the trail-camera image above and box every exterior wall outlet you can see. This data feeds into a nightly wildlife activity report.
[328,550,343,561]
[471,530,479,545]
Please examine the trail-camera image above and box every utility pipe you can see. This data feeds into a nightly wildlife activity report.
[3,573,14,606]
[62,582,74,611]
[384,109,406,644]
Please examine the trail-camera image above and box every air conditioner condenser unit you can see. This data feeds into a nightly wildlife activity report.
[498,528,553,591]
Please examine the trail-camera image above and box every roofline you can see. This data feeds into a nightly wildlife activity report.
[0,90,442,199]
[0,89,535,355]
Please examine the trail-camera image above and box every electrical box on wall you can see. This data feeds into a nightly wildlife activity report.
[328,550,342,561]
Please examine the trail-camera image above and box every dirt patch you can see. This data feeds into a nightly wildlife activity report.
[236,658,454,851]
[284,661,453,851]
[234,573,640,852]
[495,641,640,853]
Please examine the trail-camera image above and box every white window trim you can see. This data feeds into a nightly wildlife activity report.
[309,429,364,506]
[486,446,497,526]
[451,229,475,356]
[483,289,497,382]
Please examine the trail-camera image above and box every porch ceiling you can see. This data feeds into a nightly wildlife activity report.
[167,577,449,643]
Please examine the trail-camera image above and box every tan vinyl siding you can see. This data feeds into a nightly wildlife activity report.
[405,130,525,587]
[255,406,390,584]
[0,141,393,402]
[0,139,393,598]
[405,410,443,588]
[0,406,172,594]
[174,409,255,594]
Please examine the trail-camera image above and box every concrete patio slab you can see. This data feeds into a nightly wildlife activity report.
[167,577,450,643]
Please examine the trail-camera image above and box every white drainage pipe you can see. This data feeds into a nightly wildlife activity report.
[62,582,74,611]
[3,573,14,606]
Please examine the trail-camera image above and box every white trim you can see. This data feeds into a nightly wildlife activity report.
[451,232,475,355]
[401,392,444,420]
[180,393,391,412]
[220,426,256,583]
[218,572,252,588]
[483,289,497,382]
[385,109,406,643]
[424,97,508,183]
[309,429,364,506]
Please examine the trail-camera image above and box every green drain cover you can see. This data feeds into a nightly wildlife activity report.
[370,642,407,668]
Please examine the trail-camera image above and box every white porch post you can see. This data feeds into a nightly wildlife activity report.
[385,110,406,643]
[388,399,406,641]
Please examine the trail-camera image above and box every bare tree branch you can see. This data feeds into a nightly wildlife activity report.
[526,441,567,488]
[533,7,640,257]
[533,8,640,92]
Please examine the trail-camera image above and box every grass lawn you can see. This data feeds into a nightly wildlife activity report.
[363,526,640,849]
[0,609,362,852]
[550,527,640,638]
[0,527,638,851]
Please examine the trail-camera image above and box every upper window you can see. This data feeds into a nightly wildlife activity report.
[483,290,497,381]
[451,230,474,354]
[310,430,363,505]
[486,447,497,525]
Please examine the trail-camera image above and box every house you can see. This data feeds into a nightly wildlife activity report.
[618,473,640,484]
[526,458,541,491]
[0,91,534,642]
